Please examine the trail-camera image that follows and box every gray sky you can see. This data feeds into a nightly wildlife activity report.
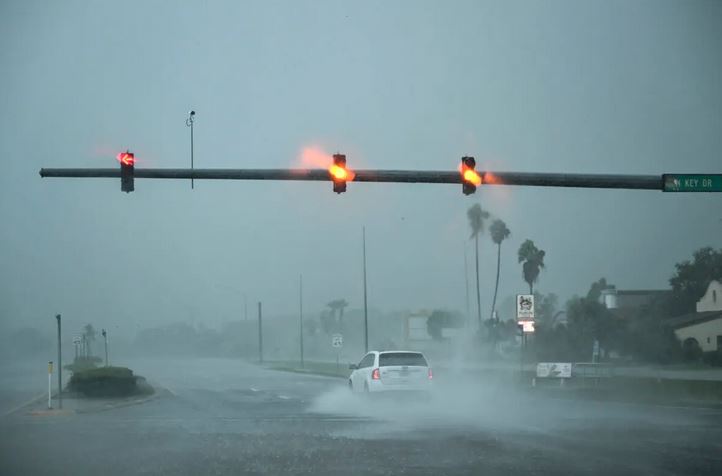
[1,0,720,337]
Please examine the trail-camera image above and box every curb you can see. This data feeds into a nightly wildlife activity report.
[73,386,167,414]
[265,366,348,380]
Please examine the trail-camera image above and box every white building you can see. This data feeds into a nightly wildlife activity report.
[667,281,722,353]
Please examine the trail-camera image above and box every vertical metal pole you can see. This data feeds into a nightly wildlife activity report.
[519,325,524,376]
[186,110,195,189]
[258,302,263,364]
[48,361,53,409]
[300,274,305,369]
[475,234,482,327]
[190,121,194,189]
[363,226,369,353]
[464,244,470,327]
[56,315,62,409]
[103,330,109,367]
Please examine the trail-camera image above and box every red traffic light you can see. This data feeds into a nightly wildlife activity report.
[117,152,135,166]
[118,150,135,193]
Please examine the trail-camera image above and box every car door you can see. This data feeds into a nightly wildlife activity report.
[353,353,374,390]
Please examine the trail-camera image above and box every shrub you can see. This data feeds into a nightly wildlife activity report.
[68,366,140,397]
[64,356,102,373]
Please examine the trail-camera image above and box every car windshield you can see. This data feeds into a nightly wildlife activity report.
[379,353,428,367]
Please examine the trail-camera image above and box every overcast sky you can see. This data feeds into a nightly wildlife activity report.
[1,0,720,337]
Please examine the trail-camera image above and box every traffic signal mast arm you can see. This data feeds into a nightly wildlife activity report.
[39,167,665,190]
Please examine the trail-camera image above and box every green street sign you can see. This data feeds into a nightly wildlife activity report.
[663,174,722,192]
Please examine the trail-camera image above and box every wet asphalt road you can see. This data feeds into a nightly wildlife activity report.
[1,357,722,475]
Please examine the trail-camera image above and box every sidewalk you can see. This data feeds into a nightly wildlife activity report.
[18,384,163,417]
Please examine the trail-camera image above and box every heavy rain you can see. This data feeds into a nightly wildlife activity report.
[1,1,721,475]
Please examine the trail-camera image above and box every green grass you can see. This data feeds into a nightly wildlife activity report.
[264,360,350,379]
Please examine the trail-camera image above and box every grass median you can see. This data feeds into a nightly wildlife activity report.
[264,360,350,379]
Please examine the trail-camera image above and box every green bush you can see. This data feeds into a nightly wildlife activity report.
[64,356,102,373]
[68,366,140,397]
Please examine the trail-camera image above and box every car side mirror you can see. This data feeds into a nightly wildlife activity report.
[349,364,358,370]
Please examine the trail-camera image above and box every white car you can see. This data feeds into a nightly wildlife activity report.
[348,350,433,393]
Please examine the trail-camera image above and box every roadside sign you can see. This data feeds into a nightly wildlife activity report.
[48,361,53,374]
[521,321,535,333]
[516,294,535,320]
[536,362,572,378]
[73,336,81,345]
[663,174,722,192]
[331,334,343,348]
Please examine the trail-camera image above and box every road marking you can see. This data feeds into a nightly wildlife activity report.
[277,395,290,400]
[250,387,260,392]
[29,409,74,417]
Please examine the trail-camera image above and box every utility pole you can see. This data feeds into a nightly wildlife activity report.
[186,110,196,189]
[299,274,305,369]
[102,329,109,367]
[464,243,470,328]
[55,314,62,409]
[257,302,263,364]
[363,226,369,353]
[48,361,53,409]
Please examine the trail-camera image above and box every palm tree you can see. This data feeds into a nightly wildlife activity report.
[489,219,511,320]
[467,204,490,326]
[83,324,96,357]
[327,299,349,330]
[517,239,546,294]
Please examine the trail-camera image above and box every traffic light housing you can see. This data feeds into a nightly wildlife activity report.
[118,151,135,193]
[461,156,481,195]
[330,153,348,194]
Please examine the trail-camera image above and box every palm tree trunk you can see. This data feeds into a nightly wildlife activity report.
[475,234,481,327]
[491,243,501,320]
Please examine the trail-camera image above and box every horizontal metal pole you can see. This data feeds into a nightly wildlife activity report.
[39,168,664,190]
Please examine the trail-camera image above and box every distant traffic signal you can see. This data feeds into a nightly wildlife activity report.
[118,151,135,193]
[330,153,348,194]
[461,156,481,195]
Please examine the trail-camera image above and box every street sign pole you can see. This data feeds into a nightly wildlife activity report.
[55,314,62,409]
[47,361,53,409]
[258,302,263,364]
[299,274,304,369]
[362,226,369,354]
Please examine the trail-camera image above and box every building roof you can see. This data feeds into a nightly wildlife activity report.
[664,311,722,330]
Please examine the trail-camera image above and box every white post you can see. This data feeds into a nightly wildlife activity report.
[47,361,53,409]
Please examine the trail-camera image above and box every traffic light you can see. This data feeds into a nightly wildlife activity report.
[118,151,135,193]
[461,156,481,195]
[330,153,348,194]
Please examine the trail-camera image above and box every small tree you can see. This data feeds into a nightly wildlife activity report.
[669,247,722,315]
[426,310,464,341]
